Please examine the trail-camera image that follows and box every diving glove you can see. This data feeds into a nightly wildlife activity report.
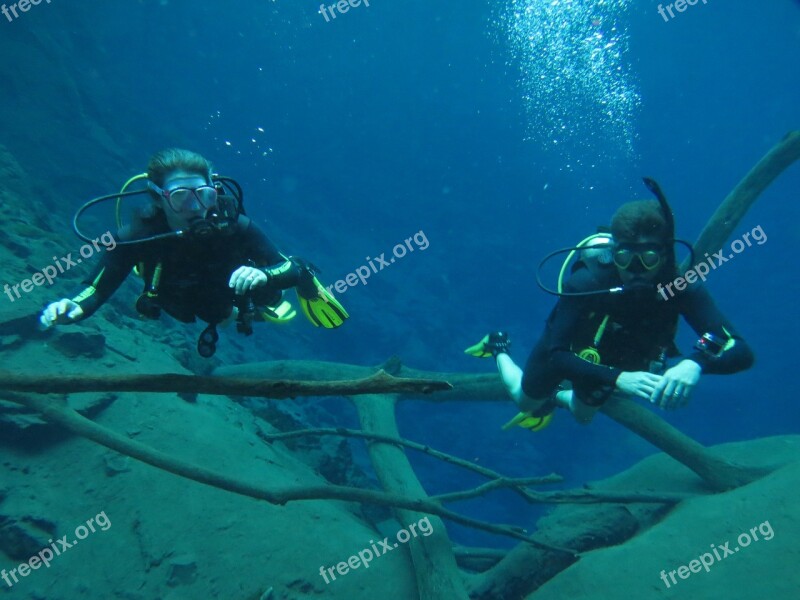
[464,331,511,358]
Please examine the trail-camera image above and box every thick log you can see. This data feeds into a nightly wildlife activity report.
[353,394,471,600]
[467,504,643,600]
[0,369,450,397]
[600,396,771,490]
[682,130,800,270]
[216,361,503,402]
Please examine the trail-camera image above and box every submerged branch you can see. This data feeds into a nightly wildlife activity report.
[2,391,572,552]
[683,130,800,269]
[0,370,451,398]
[261,427,562,504]
[431,480,692,505]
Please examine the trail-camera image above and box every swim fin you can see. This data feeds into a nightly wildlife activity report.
[501,411,553,432]
[464,332,510,358]
[296,276,348,328]
[258,299,297,323]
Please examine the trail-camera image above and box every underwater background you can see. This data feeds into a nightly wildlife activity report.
[0,0,798,599]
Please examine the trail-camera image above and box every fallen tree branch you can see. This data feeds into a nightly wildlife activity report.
[352,394,472,600]
[431,479,693,505]
[261,426,563,504]
[683,130,800,270]
[216,361,503,402]
[453,546,507,572]
[600,396,771,490]
[0,369,451,398]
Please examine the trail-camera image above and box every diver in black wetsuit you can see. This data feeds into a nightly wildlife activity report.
[39,148,348,357]
[466,180,754,427]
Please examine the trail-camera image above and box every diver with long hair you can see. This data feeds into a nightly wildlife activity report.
[40,148,348,357]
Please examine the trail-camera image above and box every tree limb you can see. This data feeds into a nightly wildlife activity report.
[683,130,800,270]
[261,426,563,504]
[431,479,692,505]
[1,391,573,552]
[0,369,450,398]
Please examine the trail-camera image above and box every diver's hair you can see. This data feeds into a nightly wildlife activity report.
[146,148,213,188]
[610,200,669,242]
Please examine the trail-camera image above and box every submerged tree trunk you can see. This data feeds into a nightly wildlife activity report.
[683,130,800,270]
[353,394,470,600]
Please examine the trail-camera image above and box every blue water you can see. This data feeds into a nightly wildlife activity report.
[3,0,799,551]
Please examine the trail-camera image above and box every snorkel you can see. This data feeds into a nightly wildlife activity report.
[641,176,695,282]
[642,176,675,277]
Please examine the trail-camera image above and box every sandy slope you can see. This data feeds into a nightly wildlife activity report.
[0,385,419,599]
[530,436,800,600]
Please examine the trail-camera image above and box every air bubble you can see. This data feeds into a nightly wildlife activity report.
[497,0,640,168]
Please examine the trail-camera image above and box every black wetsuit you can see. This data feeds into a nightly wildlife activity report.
[71,211,302,326]
[522,264,754,409]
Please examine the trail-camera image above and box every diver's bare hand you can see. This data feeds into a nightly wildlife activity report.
[229,266,268,295]
[651,360,701,409]
[615,371,663,401]
[40,299,84,328]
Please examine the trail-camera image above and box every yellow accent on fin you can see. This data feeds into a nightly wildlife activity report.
[297,277,348,328]
[501,411,553,432]
[261,300,297,323]
[464,334,493,358]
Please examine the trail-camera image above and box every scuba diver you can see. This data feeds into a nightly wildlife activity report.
[466,178,754,429]
[39,148,348,357]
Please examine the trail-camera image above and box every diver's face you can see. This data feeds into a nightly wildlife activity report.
[161,170,211,231]
[614,234,668,286]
